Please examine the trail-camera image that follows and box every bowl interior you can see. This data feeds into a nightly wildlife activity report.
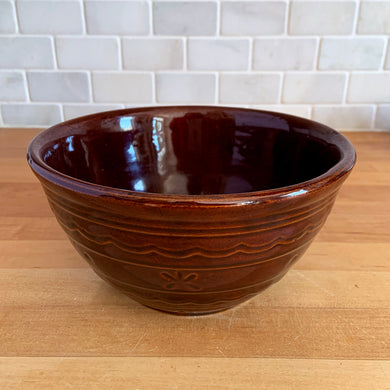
[39,107,343,195]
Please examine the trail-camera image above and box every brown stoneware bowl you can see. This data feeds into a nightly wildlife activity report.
[27,106,356,315]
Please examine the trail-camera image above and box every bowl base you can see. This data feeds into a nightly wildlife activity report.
[143,304,235,316]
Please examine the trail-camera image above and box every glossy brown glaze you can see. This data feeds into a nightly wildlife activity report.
[27,106,356,315]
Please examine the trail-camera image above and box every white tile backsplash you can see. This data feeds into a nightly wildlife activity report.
[319,38,385,70]
[56,37,120,70]
[253,38,317,70]
[0,71,27,101]
[0,0,16,33]
[358,1,390,34]
[188,39,249,70]
[123,38,184,70]
[221,1,286,36]
[156,73,216,103]
[28,71,90,102]
[0,0,389,130]
[1,104,62,126]
[0,37,54,69]
[220,74,281,104]
[154,2,217,36]
[289,1,356,35]
[85,1,149,35]
[92,72,153,103]
[17,0,83,34]
[348,73,390,103]
[283,73,346,104]
[312,106,374,129]
[63,104,123,121]
[250,105,311,119]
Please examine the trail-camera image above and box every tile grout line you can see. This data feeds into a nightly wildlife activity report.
[216,0,221,37]
[23,71,32,104]
[151,0,157,104]
[342,72,350,105]
[50,36,59,70]
[353,0,361,36]
[215,71,220,104]
[308,105,313,120]
[9,68,387,75]
[152,72,157,104]
[284,0,290,37]
[182,37,187,72]
[184,38,188,71]
[87,71,94,105]
[248,38,253,72]
[379,37,389,71]
[371,104,378,130]
[314,37,321,71]
[148,0,154,37]
[11,0,20,34]
[117,37,123,71]
[278,72,284,105]
[80,0,87,35]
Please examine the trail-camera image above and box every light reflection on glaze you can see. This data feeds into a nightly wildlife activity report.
[119,116,133,131]
[283,189,308,197]
[65,136,74,152]
[126,144,137,163]
[133,179,145,191]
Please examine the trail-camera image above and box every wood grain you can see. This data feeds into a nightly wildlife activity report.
[0,241,86,268]
[1,358,389,390]
[0,129,389,388]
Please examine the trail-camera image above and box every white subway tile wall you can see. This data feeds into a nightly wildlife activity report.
[0,71,26,101]
[358,1,390,35]
[27,71,90,102]
[348,73,390,103]
[253,38,317,70]
[0,1,16,33]
[0,0,389,131]
[289,1,356,35]
[56,37,120,70]
[154,2,217,36]
[122,38,184,70]
[375,105,390,129]
[92,72,153,103]
[156,73,216,103]
[312,105,374,129]
[254,104,311,119]
[220,73,281,104]
[319,38,385,70]
[188,38,250,70]
[17,0,84,35]
[63,104,123,121]
[85,1,149,35]
[0,37,54,68]
[283,73,346,104]
[2,103,62,126]
[221,2,286,36]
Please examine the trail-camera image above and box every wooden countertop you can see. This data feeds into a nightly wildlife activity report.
[0,129,389,389]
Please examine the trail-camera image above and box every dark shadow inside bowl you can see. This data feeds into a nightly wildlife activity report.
[41,108,342,195]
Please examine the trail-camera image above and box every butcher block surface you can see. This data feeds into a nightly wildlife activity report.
[0,128,389,389]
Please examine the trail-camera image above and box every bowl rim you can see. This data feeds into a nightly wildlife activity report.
[27,105,356,205]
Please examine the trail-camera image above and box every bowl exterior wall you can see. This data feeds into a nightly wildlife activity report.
[37,175,345,314]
